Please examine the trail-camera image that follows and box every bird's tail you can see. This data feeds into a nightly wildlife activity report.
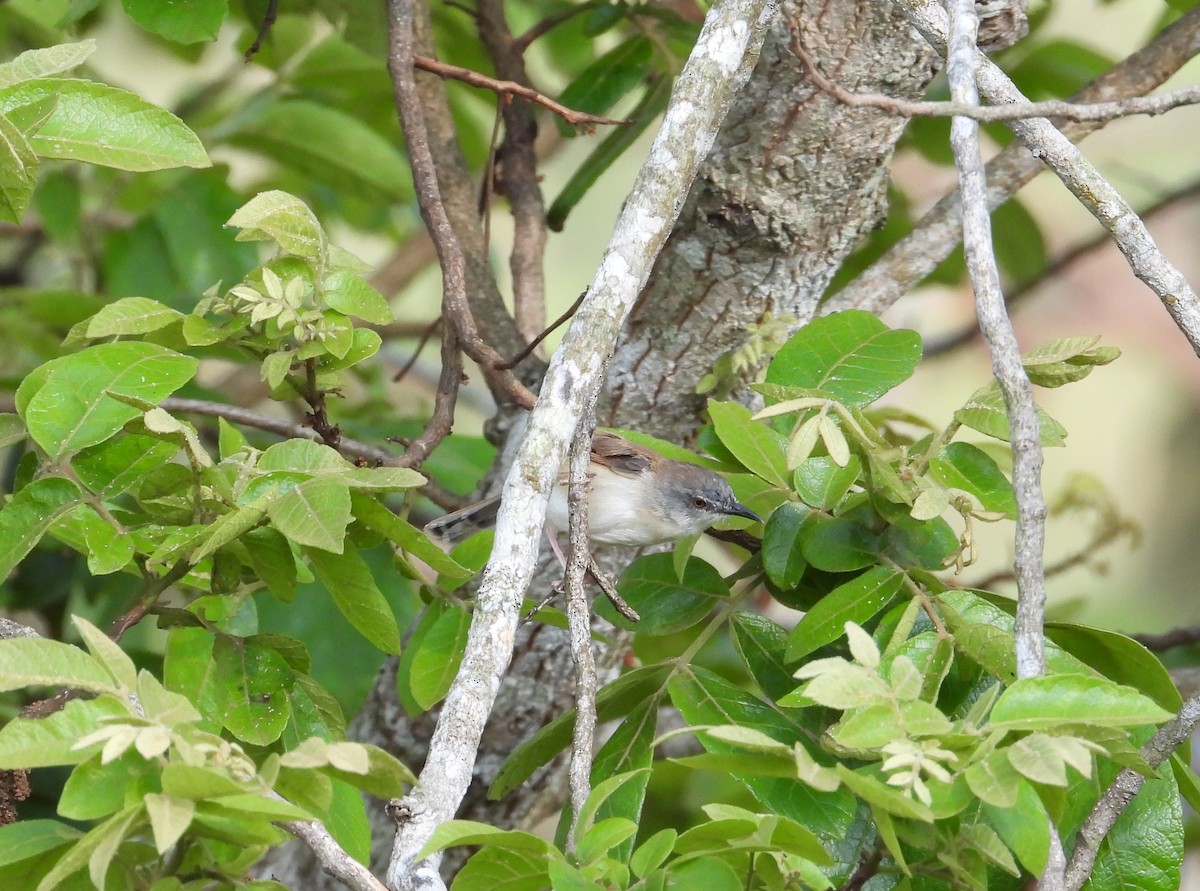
[425,495,503,542]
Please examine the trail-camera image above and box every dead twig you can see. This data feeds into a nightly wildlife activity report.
[414,53,630,131]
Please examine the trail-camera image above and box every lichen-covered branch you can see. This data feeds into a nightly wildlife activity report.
[382,2,776,886]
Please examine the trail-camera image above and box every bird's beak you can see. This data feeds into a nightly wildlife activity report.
[722,502,762,524]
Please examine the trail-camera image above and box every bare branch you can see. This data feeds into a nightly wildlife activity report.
[943,0,1047,681]
[382,2,776,886]
[565,411,598,850]
[1131,626,1200,652]
[388,0,538,411]
[498,289,587,370]
[243,0,279,62]
[413,53,629,130]
[473,1,549,346]
[827,6,1200,317]
[1063,694,1200,890]
[392,321,462,470]
[792,32,1200,123]
[883,1,1200,356]
[280,815,390,891]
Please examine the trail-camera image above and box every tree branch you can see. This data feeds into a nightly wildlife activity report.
[388,1,537,412]
[382,1,776,886]
[413,53,629,130]
[280,815,390,891]
[1063,693,1200,890]
[943,0,1047,682]
[791,31,1200,123]
[874,1,1200,358]
[827,6,1200,317]
[564,410,598,850]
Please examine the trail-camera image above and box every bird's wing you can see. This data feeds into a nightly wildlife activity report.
[590,431,654,478]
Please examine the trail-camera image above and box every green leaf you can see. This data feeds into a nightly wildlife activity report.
[954,382,1066,446]
[226,190,326,259]
[454,847,550,891]
[143,793,195,854]
[992,198,1047,288]
[350,495,471,581]
[0,820,81,868]
[121,0,227,44]
[670,667,856,837]
[82,296,183,338]
[322,271,392,324]
[210,636,294,745]
[794,456,861,511]
[707,401,790,488]
[35,805,141,891]
[0,42,95,89]
[307,547,401,654]
[315,779,371,868]
[928,442,1016,518]
[630,828,676,878]
[0,414,24,448]
[229,100,411,199]
[418,820,555,860]
[964,750,1022,808]
[597,553,729,634]
[0,476,81,582]
[786,567,903,661]
[588,701,658,861]
[666,855,743,891]
[0,637,118,695]
[19,342,198,458]
[1045,624,1181,712]
[267,476,351,553]
[1088,765,1181,891]
[576,818,638,864]
[490,665,671,799]
[244,527,299,602]
[0,110,37,223]
[798,515,880,572]
[73,615,137,690]
[761,502,809,589]
[0,79,208,170]
[836,766,932,821]
[0,697,127,768]
[983,780,1049,875]
[766,311,922,406]
[990,675,1173,731]
[547,76,670,230]
[731,612,796,700]
[405,603,468,709]
[554,37,653,137]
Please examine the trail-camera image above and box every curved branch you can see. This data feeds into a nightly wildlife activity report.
[827,6,1200,317]
[382,1,776,886]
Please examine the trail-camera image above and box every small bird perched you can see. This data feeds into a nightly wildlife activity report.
[426,431,761,547]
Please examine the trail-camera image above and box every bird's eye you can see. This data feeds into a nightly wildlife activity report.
[691,496,708,510]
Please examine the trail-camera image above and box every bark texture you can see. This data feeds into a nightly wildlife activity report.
[264,2,937,887]
[603,0,937,438]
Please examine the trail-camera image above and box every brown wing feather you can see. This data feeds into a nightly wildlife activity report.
[589,431,655,478]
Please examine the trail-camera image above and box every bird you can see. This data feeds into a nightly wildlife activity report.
[425,430,761,548]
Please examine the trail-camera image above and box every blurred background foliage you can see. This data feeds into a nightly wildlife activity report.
[1,0,1200,877]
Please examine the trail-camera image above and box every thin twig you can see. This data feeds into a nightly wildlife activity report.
[1131,626,1200,652]
[158,397,464,508]
[513,1,602,53]
[1063,693,1200,890]
[890,0,1200,357]
[565,410,598,851]
[392,20,538,411]
[925,180,1200,356]
[394,321,463,470]
[498,289,587,370]
[382,2,776,886]
[791,30,1200,123]
[413,53,630,130]
[392,318,443,382]
[825,6,1200,317]
[244,0,280,62]
[474,0,549,344]
[943,0,1048,681]
[303,359,341,448]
